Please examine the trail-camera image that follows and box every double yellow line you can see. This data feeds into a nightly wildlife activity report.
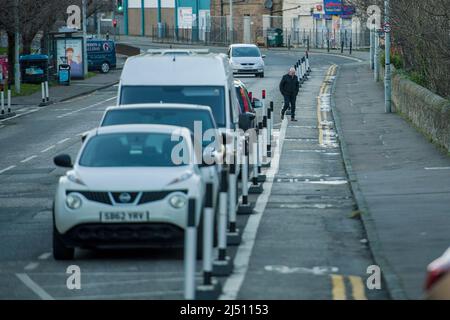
[331,274,367,300]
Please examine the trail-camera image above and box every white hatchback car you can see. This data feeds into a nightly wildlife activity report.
[52,124,206,260]
[228,44,265,78]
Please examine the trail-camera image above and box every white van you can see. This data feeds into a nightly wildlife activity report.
[117,50,254,168]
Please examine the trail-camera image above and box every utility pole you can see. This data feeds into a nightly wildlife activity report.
[82,0,88,78]
[14,0,20,94]
[384,0,391,113]
[229,0,233,44]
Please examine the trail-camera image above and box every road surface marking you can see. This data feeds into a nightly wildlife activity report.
[20,155,37,163]
[424,167,450,170]
[16,273,54,300]
[40,145,55,153]
[331,274,347,300]
[219,120,287,300]
[349,276,368,300]
[0,107,40,123]
[0,165,16,174]
[38,252,52,260]
[24,262,39,271]
[57,138,71,144]
[57,96,116,118]
[62,290,184,300]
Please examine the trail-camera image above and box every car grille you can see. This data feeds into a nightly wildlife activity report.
[69,191,112,205]
[241,63,255,66]
[66,190,188,205]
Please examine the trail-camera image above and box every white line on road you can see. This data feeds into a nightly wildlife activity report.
[57,138,71,144]
[20,155,38,163]
[16,273,54,300]
[24,262,39,271]
[219,119,288,300]
[0,165,16,174]
[38,252,52,260]
[40,145,55,153]
[57,96,116,119]
[0,107,40,123]
[424,167,450,170]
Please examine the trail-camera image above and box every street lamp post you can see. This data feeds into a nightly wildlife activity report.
[384,0,391,113]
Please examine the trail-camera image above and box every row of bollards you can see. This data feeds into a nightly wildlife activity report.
[185,92,277,300]
[286,53,312,116]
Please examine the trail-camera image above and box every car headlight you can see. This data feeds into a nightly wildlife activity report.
[169,194,187,209]
[66,193,82,210]
[67,171,85,186]
[168,171,194,186]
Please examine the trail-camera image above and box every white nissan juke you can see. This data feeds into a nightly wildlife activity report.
[52,124,206,260]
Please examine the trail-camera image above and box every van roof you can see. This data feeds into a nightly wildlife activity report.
[120,53,231,86]
[105,103,213,112]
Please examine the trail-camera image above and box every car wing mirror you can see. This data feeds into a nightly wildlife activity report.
[54,154,73,168]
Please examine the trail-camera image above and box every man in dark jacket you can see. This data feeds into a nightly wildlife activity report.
[279,67,300,121]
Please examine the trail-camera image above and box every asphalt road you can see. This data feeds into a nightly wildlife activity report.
[0,49,387,299]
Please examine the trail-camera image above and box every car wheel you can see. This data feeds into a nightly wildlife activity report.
[260,72,265,78]
[100,61,110,73]
[53,226,75,260]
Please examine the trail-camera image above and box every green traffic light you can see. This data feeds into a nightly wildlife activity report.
[118,6,123,11]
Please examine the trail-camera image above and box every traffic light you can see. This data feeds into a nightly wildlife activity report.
[117,0,123,12]
[112,19,117,28]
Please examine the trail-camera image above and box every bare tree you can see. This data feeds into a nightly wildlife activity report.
[346,0,450,97]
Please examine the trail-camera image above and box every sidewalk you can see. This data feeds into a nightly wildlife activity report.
[333,62,450,299]
[9,55,126,108]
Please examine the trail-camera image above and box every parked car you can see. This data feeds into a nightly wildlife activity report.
[98,103,224,212]
[234,79,257,129]
[228,44,265,78]
[87,40,116,73]
[424,247,450,299]
[52,124,206,260]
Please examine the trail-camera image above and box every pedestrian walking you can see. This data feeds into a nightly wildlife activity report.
[279,67,300,122]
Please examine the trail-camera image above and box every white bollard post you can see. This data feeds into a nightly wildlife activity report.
[184,198,197,300]
[238,135,254,214]
[196,183,222,299]
[257,122,266,182]
[1,89,4,115]
[45,81,49,102]
[7,89,11,113]
[249,128,263,194]
[212,169,233,276]
[40,82,45,106]
[227,163,241,245]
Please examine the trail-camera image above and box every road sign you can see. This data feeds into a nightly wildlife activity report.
[383,23,391,33]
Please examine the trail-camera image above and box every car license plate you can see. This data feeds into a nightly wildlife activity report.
[100,211,149,223]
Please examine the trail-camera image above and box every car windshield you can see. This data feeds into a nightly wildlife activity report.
[102,108,215,133]
[232,46,261,57]
[79,132,189,167]
[120,86,226,127]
